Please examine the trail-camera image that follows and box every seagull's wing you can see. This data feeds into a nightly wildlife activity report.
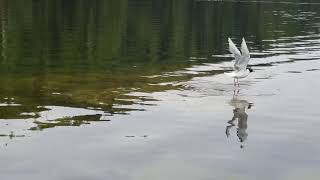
[235,38,250,71]
[228,38,242,70]
[241,38,250,59]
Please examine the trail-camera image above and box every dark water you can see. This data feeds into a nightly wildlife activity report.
[1,0,320,179]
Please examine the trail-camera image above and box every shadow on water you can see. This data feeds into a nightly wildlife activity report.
[226,89,253,149]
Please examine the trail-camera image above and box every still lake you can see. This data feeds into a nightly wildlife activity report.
[0,0,320,179]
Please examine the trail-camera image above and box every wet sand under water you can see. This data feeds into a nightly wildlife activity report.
[0,58,320,180]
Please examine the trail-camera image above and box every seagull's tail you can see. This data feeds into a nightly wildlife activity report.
[224,72,236,78]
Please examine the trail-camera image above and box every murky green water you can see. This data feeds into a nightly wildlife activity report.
[1,0,320,179]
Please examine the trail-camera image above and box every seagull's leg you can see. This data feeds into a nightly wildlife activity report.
[237,79,240,87]
[233,78,236,86]
[233,88,240,98]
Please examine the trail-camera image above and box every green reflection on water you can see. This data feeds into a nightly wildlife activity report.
[0,0,319,131]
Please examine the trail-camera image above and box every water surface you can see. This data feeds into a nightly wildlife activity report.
[0,0,320,179]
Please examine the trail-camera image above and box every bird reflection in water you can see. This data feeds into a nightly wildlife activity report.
[226,89,253,148]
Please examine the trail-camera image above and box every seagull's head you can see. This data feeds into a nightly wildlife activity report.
[247,67,253,73]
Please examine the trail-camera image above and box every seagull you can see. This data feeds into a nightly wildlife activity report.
[224,38,253,87]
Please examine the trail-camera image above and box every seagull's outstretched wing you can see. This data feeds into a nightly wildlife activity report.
[234,38,250,71]
[228,38,241,61]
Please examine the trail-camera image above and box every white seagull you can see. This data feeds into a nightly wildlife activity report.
[224,37,253,86]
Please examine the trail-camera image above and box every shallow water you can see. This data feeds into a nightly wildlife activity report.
[0,0,320,179]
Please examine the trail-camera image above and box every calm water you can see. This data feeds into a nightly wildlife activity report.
[1,0,320,179]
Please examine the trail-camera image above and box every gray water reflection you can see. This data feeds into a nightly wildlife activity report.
[226,90,253,148]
